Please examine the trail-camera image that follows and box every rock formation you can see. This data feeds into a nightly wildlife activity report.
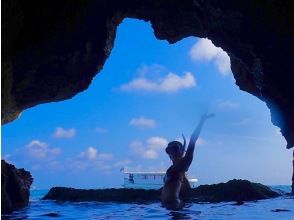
[189,179,279,203]
[2,0,294,150]
[43,187,160,203]
[1,160,33,214]
[43,179,279,203]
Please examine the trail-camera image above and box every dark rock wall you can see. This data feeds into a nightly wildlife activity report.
[1,160,33,214]
[2,0,294,148]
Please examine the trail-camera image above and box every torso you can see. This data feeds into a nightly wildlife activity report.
[161,164,185,208]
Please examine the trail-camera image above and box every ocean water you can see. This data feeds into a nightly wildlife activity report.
[2,186,293,220]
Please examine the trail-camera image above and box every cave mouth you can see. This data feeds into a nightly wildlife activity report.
[2,18,291,189]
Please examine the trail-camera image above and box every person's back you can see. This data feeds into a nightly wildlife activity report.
[161,114,214,210]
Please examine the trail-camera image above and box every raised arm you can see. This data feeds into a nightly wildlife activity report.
[183,114,214,169]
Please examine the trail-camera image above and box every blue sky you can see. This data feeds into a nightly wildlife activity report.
[2,19,292,189]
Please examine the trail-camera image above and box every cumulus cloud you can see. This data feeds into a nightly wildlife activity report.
[129,117,156,128]
[26,140,61,159]
[130,137,168,159]
[120,72,196,93]
[113,160,132,168]
[87,147,97,160]
[130,140,157,159]
[53,127,76,139]
[69,147,117,173]
[190,38,231,75]
[97,153,114,160]
[80,146,113,161]
[147,137,168,150]
[217,100,240,110]
[136,64,166,77]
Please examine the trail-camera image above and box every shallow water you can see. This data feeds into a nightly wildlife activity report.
[3,186,293,220]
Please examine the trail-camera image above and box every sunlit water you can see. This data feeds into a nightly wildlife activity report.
[3,186,293,219]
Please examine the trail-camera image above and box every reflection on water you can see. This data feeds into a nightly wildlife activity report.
[2,189,294,220]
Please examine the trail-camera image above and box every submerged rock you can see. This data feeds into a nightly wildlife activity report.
[43,179,279,203]
[1,160,33,214]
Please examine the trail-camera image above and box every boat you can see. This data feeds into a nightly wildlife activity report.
[122,171,198,190]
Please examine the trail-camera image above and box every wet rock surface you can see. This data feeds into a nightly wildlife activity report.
[1,160,33,214]
[2,0,294,148]
[43,179,279,203]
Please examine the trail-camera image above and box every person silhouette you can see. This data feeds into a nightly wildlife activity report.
[161,114,214,210]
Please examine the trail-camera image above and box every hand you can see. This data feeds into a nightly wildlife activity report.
[201,113,215,121]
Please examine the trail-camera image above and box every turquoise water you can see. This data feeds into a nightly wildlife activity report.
[2,186,293,219]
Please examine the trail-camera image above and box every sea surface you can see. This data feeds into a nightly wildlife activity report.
[2,186,293,219]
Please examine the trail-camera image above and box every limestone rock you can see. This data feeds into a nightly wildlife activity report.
[1,160,33,214]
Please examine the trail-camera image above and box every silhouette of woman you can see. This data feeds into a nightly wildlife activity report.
[161,114,214,210]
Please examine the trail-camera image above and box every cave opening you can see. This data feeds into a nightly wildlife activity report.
[2,18,291,191]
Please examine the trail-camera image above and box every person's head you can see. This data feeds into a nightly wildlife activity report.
[165,141,184,163]
[165,135,186,163]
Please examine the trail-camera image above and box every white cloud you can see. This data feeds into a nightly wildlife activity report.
[97,153,113,160]
[3,154,11,162]
[130,140,157,159]
[129,117,156,128]
[130,140,145,153]
[80,147,113,161]
[71,147,115,173]
[53,127,76,139]
[130,136,168,159]
[26,140,61,159]
[120,72,196,93]
[217,100,240,110]
[95,127,108,133]
[136,64,166,77]
[113,160,132,168]
[190,38,231,75]
[86,147,97,160]
[147,137,168,150]
[143,150,158,159]
[27,140,47,148]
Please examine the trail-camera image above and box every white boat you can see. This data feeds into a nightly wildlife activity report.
[122,171,198,190]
